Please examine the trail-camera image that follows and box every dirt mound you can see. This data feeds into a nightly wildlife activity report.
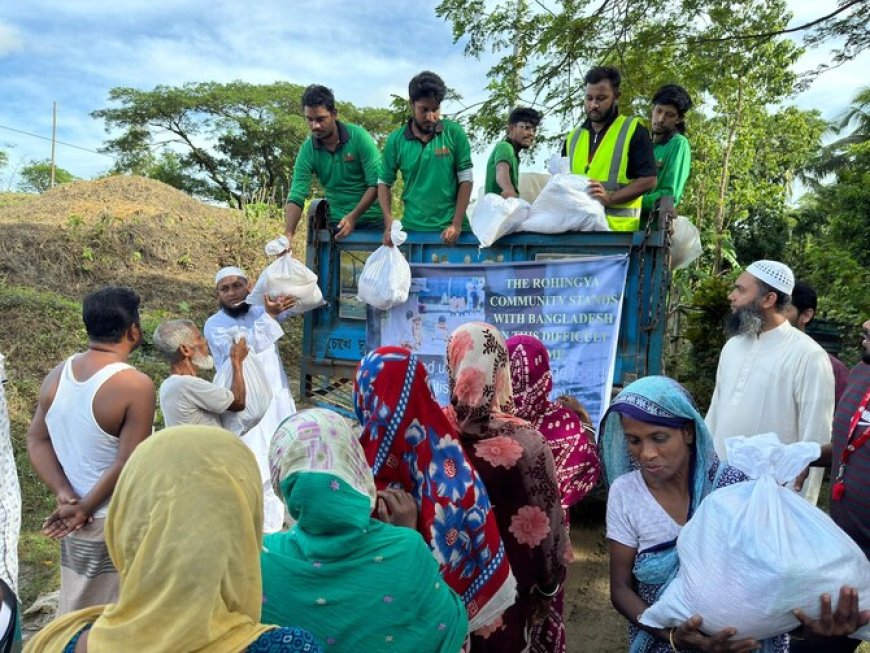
[0,175,286,311]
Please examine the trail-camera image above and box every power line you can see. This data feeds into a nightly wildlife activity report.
[0,123,112,158]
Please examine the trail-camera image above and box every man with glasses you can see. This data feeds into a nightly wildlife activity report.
[485,107,542,198]
[284,84,383,241]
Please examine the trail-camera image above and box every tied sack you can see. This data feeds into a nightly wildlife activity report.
[211,326,272,437]
[357,221,411,310]
[640,433,870,642]
[521,174,609,233]
[248,236,325,314]
[470,193,530,248]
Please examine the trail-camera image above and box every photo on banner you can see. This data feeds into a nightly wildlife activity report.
[368,255,630,430]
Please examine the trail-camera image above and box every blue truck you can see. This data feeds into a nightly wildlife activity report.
[299,198,674,415]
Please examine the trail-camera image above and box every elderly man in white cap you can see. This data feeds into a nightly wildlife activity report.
[203,266,297,532]
[705,260,834,504]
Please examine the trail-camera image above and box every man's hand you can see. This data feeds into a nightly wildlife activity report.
[674,615,759,652]
[264,294,297,317]
[335,215,357,240]
[794,465,810,493]
[794,586,870,639]
[441,224,461,246]
[382,226,394,247]
[229,337,249,364]
[376,488,418,529]
[557,395,591,426]
[43,499,91,539]
[586,180,611,206]
[501,188,518,199]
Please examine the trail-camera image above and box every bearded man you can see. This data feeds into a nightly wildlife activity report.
[705,260,834,504]
[153,319,248,427]
[203,266,297,532]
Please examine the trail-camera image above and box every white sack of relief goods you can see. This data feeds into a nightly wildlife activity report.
[248,236,325,314]
[356,221,411,310]
[470,193,531,248]
[670,215,703,270]
[210,326,272,437]
[522,174,609,233]
[640,433,870,641]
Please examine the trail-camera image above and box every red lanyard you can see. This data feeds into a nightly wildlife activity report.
[832,387,870,501]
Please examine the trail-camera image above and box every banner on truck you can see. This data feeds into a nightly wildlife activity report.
[367,254,630,430]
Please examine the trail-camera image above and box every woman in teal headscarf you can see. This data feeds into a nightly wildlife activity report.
[261,408,468,653]
[600,376,788,653]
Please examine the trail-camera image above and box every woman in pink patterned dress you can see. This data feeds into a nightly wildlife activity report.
[507,334,602,653]
[444,323,568,653]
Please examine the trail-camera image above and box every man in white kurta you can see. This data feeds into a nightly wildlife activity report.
[706,260,834,504]
[204,266,297,532]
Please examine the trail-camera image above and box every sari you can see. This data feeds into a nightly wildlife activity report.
[507,334,601,653]
[600,375,788,653]
[25,426,320,653]
[353,347,516,633]
[445,323,568,653]
[262,408,467,652]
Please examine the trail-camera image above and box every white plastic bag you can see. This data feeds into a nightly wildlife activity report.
[640,433,870,641]
[521,174,609,233]
[356,221,411,310]
[548,154,570,175]
[248,236,325,314]
[670,215,702,270]
[211,327,273,437]
[470,193,530,248]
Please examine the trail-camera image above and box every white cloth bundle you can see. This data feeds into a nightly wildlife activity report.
[470,193,531,248]
[210,326,272,437]
[641,433,870,641]
[521,174,609,233]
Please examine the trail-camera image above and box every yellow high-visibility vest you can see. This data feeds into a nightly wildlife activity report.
[566,116,641,231]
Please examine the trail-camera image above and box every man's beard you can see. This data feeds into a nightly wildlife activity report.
[221,301,251,318]
[725,301,765,337]
[192,353,215,371]
[412,117,435,135]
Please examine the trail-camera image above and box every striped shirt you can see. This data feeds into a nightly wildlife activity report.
[829,362,870,558]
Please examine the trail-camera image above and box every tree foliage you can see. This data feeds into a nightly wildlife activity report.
[17,159,77,193]
[92,81,399,208]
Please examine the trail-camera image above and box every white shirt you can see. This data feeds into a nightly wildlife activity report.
[159,375,234,428]
[705,320,834,504]
[0,353,20,594]
[204,306,296,532]
[606,470,682,552]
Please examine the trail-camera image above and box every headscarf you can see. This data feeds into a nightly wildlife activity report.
[262,409,467,652]
[444,322,521,438]
[26,426,275,653]
[353,347,516,632]
[507,335,601,509]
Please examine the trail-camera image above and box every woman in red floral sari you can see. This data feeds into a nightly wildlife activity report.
[507,334,602,653]
[445,323,568,652]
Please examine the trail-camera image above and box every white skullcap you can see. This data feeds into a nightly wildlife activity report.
[746,260,794,295]
[214,266,247,286]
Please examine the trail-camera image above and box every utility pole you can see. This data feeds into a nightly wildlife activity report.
[50,101,57,188]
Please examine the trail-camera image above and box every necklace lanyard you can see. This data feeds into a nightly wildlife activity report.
[832,387,870,501]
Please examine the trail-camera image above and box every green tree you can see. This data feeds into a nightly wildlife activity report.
[18,159,77,193]
[93,81,400,208]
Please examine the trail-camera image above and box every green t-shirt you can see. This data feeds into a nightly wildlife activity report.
[380,119,473,232]
[484,139,519,195]
[287,121,383,224]
[642,132,691,212]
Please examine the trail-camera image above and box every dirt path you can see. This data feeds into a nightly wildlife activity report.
[564,502,628,653]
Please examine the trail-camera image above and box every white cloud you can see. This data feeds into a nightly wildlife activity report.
[0,22,23,55]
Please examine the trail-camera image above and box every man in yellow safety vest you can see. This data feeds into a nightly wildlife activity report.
[563,66,657,231]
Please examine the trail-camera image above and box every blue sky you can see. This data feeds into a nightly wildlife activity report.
[1,0,867,189]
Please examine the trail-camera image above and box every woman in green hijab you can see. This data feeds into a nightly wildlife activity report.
[261,408,468,652]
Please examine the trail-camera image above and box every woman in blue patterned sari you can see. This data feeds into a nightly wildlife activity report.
[601,376,788,653]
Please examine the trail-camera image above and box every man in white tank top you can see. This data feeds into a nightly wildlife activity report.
[27,287,155,615]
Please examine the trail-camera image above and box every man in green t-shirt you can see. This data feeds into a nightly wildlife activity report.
[642,84,693,214]
[378,71,473,246]
[484,107,542,198]
[284,84,382,241]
